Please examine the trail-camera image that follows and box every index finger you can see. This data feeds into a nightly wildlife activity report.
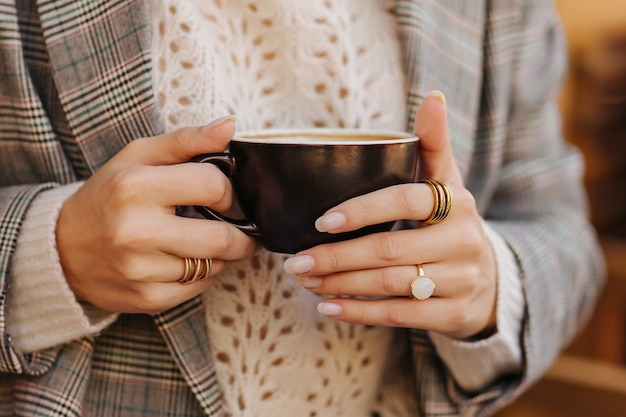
[115,115,236,166]
[315,183,437,234]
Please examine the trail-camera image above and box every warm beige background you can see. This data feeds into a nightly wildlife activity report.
[557,0,626,48]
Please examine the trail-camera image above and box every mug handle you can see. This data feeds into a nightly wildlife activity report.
[190,153,260,236]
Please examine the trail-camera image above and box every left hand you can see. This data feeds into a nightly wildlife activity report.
[283,91,498,340]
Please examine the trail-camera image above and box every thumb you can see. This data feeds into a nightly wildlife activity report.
[121,115,237,166]
[413,91,463,185]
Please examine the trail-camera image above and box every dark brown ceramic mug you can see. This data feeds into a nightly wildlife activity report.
[192,128,419,254]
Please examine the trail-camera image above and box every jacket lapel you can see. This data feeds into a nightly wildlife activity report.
[36,3,222,414]
[35,0,159,175]
[395,0,486,178]
[154,297,224,417]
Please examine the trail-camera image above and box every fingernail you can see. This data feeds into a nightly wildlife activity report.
[317,302,343,316]
[203,115,236,132]
[295,275,322,289]
[284,255,315,274]
[426,90,446,106]
[315,212,346,232]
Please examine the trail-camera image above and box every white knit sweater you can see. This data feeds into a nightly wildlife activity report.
[6,1,524,416]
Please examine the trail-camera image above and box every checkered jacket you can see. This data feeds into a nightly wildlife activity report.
[0,1,605,416]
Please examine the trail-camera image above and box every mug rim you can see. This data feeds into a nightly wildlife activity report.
[233,128,419,145]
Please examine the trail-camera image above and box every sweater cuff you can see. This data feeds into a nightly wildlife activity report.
[428,220,524,392]
[6,183,118,354]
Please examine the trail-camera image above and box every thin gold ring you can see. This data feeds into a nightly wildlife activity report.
[410,264,436,300]
[199,258,212,281]
[418,179,452,225]
[178,258,213,285]
[179,258,193,284]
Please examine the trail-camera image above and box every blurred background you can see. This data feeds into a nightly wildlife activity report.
[497,1,626,416]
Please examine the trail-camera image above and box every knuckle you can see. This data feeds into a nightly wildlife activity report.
[464,264,481,289]
[205,171,231,207]
[105,253,131,279]
[171,126,192,149]
[331,279,347,295]
[327,248,341,271]
[108,167,149,204]
[442,301,471,333]
[350,305,368,323]
[123,136,149,155]
[133,289,167,314]
[316,246,341,271]
[374,233,405,262]
[109,216,144,249]
[386,303,408,326]
[351,198,371,225]
[454,188,478,216]
[193,165,232,212]
[122,258,150,282]
[333,274,356,296]
[462,227,484,258]
[111,251,151,282]
[449,215,483,258]
[453,265,480,296]
[400,184,422,217]
[210,224,234,255]
[381,267,407,294]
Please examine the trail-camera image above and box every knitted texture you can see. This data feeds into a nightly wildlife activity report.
[150,0,414,415]
[151,0,407,132]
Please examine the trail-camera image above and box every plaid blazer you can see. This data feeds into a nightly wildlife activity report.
[0,1,605,416]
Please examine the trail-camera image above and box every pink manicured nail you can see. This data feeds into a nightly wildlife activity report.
[203,115,236,131]
[426,90,446,106]
[317,302,343,316]
[315,212,346,232]
[284,255,315,274]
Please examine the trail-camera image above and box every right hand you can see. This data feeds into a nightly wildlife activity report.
[56,116,258,314]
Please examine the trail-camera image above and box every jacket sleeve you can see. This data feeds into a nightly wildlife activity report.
[0,185,62,374]
[0,2,96,375]
[1,0,156,376]
[484,1,605,390]
[410,2,605,416]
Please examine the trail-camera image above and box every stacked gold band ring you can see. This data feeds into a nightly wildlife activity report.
[418,179,452,225]
[178,257,213,285]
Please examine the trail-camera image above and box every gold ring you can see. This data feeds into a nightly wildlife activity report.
[418,179,452,225]
[178,258,212,285]
[410,264,435,300]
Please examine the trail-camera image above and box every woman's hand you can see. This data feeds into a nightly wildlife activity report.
[56,116,258,314]
[284,92,498,340]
